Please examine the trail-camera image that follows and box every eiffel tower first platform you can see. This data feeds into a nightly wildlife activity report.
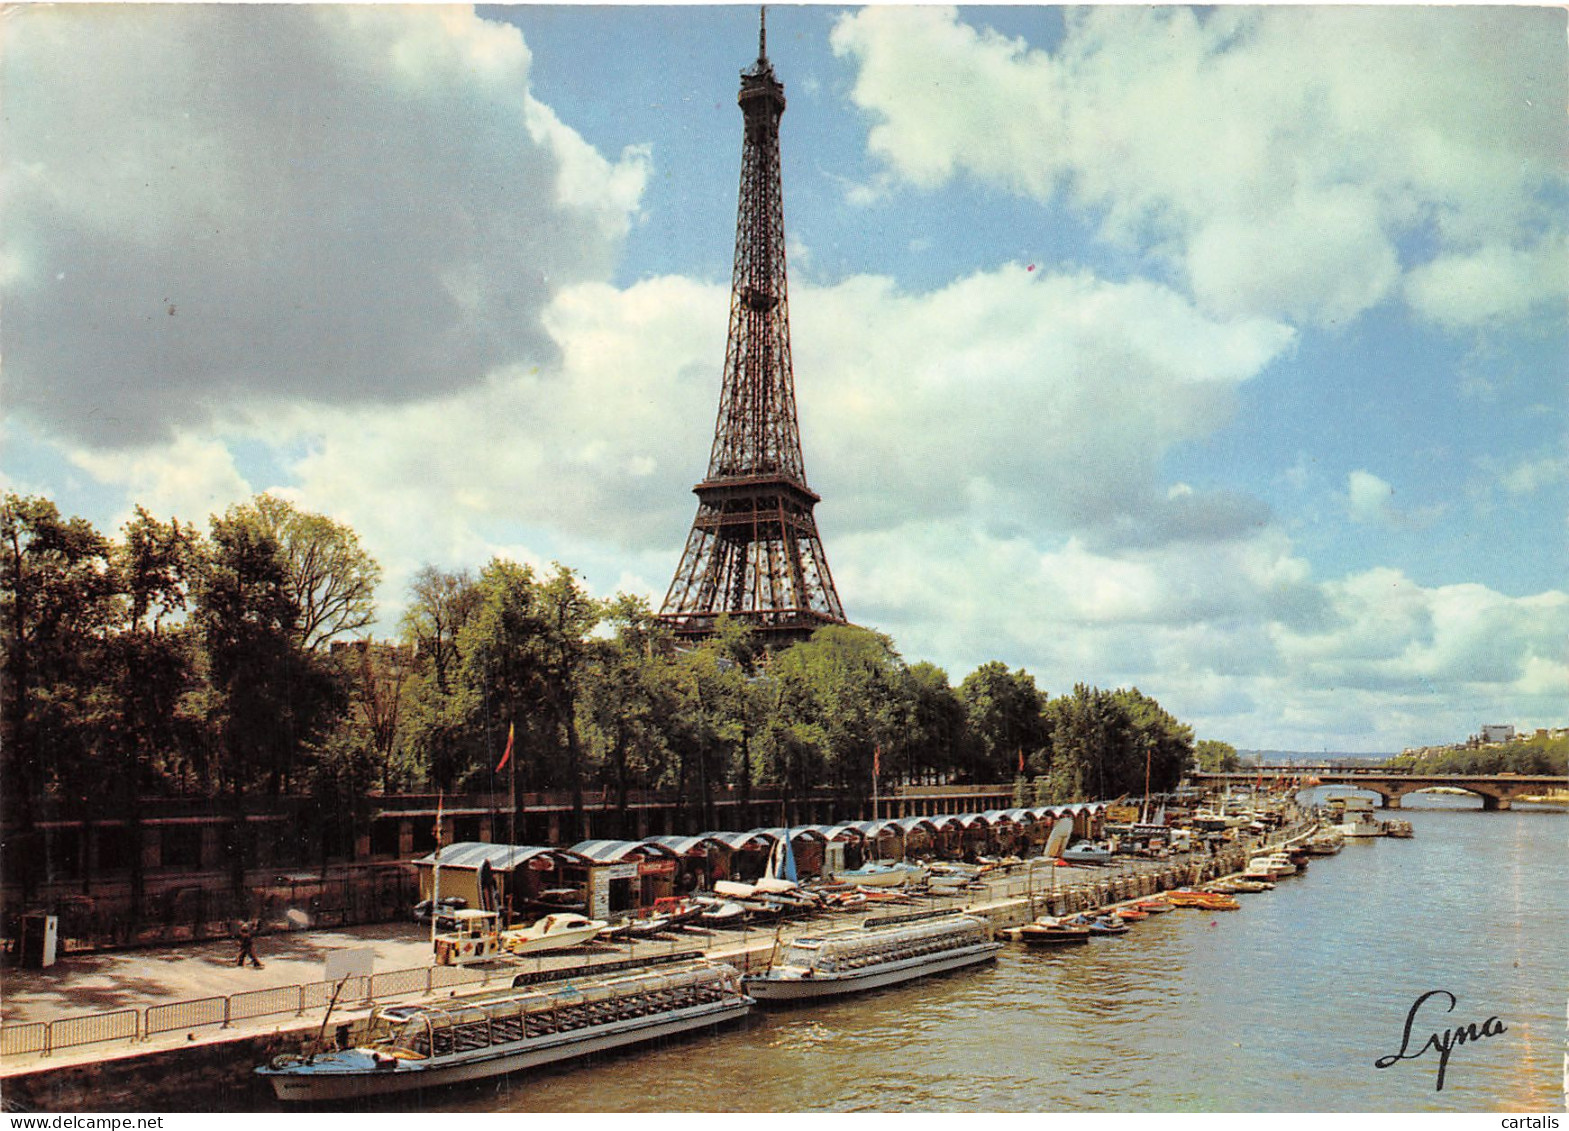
[658,14,849,648]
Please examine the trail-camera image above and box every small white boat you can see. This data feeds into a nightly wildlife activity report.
[696,899,749,927]
[831,861,929,887]
[1305,832,1345,855]
[433,910,505,966]
[1265,852,1297,876]
[258,958,751,1101]
[501,913,608,955]
[743,913,1000,1002]
[1060,842,1113,864]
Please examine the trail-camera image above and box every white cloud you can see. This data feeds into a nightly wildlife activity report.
[1405,235,1569,329]
[1347,470,1397,525]
[2,5,649,447]
[66,435,254,534]
[830,6,1568,329]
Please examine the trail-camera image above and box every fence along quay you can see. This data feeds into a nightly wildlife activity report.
[0,813,1314,1067]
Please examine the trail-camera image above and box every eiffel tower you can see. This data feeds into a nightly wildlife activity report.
[659,13,848,647]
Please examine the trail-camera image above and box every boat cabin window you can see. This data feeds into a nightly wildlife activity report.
[369,1017,430,1058]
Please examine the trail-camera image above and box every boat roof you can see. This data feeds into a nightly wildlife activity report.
[412,842,591,870]
[568,839,679,862]
[806,823,865,842]
[642,834,725,856]
[697,830,777,850]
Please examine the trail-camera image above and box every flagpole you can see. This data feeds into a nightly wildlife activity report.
[872,745,880,823]
[430,791,443,957]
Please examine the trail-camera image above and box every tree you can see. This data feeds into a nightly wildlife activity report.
[454,560,601,837]
[959,662,1049,783]
[224,495,381,651]
[1195,739,1242,773]
[580,595,681,837]
[194,508,344,897]
[1,495,119,894]
[767,625,908,810]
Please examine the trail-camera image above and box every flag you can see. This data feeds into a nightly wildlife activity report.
[872,744,880,778]
[1019,748,1025,774]
[496,722,515,773]
[434,791,444,852]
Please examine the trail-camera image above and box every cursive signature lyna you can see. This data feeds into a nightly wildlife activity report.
[1374,989,1506,1091]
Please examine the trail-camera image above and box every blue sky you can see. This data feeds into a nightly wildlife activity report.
[4,5,1565,753]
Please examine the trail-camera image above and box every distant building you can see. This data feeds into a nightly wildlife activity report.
[1480,724,1516,744]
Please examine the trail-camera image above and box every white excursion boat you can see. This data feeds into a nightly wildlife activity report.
[832,861,929,888]
[1265,852,1298,876]
[257,956,751,1101]
[502,913,608,955]
[741,912,1001,1002]
[1241,856,1282,882]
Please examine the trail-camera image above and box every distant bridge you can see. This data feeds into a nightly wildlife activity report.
[1190,769,1568,811]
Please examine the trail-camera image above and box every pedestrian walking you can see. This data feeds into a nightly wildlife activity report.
[235,920,263,968]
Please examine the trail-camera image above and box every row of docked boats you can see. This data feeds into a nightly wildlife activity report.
[259,909,1005,1101]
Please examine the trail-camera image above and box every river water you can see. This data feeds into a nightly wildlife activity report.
[345,793,1569,1113]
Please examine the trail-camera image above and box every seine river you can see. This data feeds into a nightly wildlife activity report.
[347,793,1568,1113]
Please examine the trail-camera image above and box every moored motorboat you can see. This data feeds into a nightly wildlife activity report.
[1305,831,1345,855]
[1112,906,1149,921]
[742,912,1000,1002]
[600,914,673,942]
[831,861,929,887]
[1134,898,1173,913]
[257,957,751,1101]
[1164,889,1241,910]
[1003,917,1092,946]
[1060,842,1114,864]
[501,913,608,955]
[1064,913,1129,935]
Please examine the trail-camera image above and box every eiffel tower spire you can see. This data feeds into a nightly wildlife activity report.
[659,12,848,647]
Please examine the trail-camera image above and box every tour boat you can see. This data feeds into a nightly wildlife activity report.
[742,912,1001,1002]
[257,957,751,1102]
[1003,917,1092,946]
[501,913,608,955]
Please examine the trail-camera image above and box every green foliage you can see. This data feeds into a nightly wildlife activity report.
[958,661,1049,782]
[4,488,1227,863]
[1195,738,1242,773]
[223,494,381,651]
[1388,734,1568,776]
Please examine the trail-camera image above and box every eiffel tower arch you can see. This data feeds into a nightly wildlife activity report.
[659,14,849,648]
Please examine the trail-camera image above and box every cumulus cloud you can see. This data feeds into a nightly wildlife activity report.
[791,266,1295,545]
[2,5,649,447]
[830,6,1567,329]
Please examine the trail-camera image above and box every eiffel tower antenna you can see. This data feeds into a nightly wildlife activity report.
[658,15,849,648]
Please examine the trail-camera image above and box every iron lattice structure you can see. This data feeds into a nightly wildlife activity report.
[659,19,848,647]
